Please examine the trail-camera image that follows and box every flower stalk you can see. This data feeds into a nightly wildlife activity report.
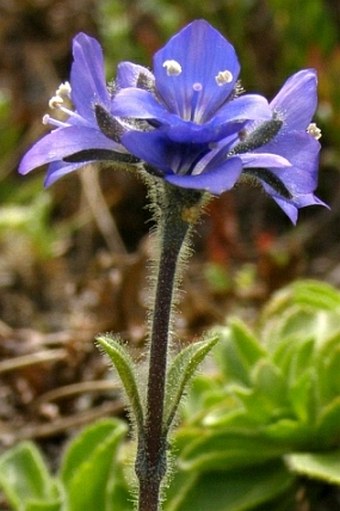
[136,182,204,511]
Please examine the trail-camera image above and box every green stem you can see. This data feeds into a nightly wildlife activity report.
[136,183,203,511]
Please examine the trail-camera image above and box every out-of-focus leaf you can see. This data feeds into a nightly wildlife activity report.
[214,320,265,386]
[287,451,340,485]
[316,397,340,446]
[60,418,127,511]
[178,430,288,472]
[165,460,294,511]
[0,442,61,511]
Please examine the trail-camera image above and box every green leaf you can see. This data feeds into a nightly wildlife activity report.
[317,333,340,403]
[230,361,288,424]
[261,280,340,321]
[165,460,294,511]
[106,454,134,511]
[214,320,265,386]
[0,442,60,511]
[60,418,127,511]
[26,502,61,511]
[164,335,219,432]
[287,451,340,484]
[288,369,317,424]
[96,334,144,430]
[178,430,288,472]
[316,397,340,446]
[290,280,340,310]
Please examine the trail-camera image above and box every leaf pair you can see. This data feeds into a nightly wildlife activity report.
[96,333,218,436]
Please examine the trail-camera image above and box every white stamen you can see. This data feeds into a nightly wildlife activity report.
[48,81,72,109]
[48,95,64,109]
[163,59,182,76]
[215,70,233,86]
[42,114,68,128]
[56,81,71,97]
[192,82,203,92]
[307,122,322,140]
[42,114,50,125]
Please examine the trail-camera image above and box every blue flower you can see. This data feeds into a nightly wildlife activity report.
[18,33,138,186]
[19,20,326,222]
[111,20,326,222]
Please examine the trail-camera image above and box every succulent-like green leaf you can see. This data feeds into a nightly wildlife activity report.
[214,320,265,386]
[287,451,340,484]
[60,418,127,511]
[316,397,340,447]
[96,334,144,430]
[0,442,61,511]
[178,430,288,472]
[106,455,134,511]
[288,369,317,424]
[164,335,218,432]
[165,460,294,511]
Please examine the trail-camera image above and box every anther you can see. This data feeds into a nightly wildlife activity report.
[48,81,72,110]
[163,60,182,76]
[48,95,64,109]
[307,123,322,140]
[215,70,233,86]
[56,81,72,97]
[42,114,50,125]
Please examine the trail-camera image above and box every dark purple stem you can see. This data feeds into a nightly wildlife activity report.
[136,184,202,511]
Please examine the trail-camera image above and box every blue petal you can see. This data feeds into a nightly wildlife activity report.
[256,132,320,193]
[270,193,327,224]
[153,20,240,122]
[165,157,243,194]
[121,129,207,174]
[212,94,272,125]
[116,62,154,88]
[44,160,86,187]
[270,69,318,130]
[70,33,110,121]
[18,126,119,174]
[238,152,291,169]
[111,88,171,122]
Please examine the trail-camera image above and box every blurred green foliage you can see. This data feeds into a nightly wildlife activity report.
[1,280,340,510]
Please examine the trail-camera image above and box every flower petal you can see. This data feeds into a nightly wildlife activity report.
[165,157,243,194]
[121,129,208,174]
[44,160,86,187]
[153,20,240,122]
[270,192,327,224]
[270,69,318,130]
[212,94,272,125]
[239,152,292,169]
[70,33,110,120]
[111,88,170,122]
[256,132,320,193]
[116,62,155,89]
[18,126,119,174]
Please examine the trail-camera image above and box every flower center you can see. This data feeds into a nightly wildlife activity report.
[163,59,182,76]
[307,122,322,140]
[215,70,233,86]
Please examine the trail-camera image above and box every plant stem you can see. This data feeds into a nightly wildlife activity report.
[136,184,202,511]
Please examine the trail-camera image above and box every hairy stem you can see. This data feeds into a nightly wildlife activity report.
[136,183,203,511]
